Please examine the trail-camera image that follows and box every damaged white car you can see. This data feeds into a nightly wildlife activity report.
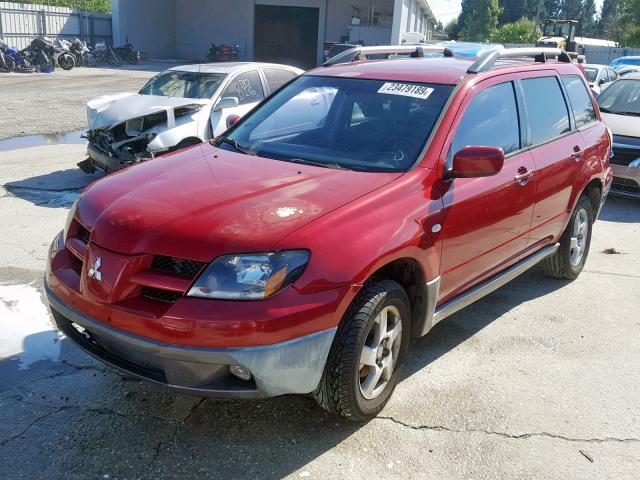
[79,62,303,173]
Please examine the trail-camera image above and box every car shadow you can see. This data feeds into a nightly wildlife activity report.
[404,267,569,379]
[598,195,640,223]
[4,168,100,208]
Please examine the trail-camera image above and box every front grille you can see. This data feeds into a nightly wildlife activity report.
[140,287,182,303]
[150,255,205,278]
[611,146,640,166]
[77,225,90,244]
[611,177,640,195]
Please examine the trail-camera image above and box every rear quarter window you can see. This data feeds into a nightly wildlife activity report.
[521,76,571,145]
[561,75,597,128]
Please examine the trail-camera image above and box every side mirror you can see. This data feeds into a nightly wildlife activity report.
[226,114,241,129]
[214,96,239,111]
[450,146,504,178]
[598,78,606,85]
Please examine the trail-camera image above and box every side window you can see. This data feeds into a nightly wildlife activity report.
[263,68,297,92]
[520,76,570,145]
[561,75,597,128]
[221,71,265,105]
[608,68,619,81]
[450,82,520,160]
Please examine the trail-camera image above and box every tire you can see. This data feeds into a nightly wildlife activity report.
[542,195,593,280]
[17,59,34,73]
[109,53,122,67]
[313,279,411,421]
[85,53,97,67]
[58,54,75,70]
[74,54,84,67]
[0,56,16,73]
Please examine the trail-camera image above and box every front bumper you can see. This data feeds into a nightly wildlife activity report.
[86,143,152,173]
[611,164,640,199]
[46,284,336,398]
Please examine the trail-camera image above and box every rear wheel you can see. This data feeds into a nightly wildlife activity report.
[313,280,410,421]
[84,53,97,67]
[109,53,122,67]
[542,195,593,280]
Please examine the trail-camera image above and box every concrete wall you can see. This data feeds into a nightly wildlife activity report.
[174,0,253,60]
[113,0,176,58]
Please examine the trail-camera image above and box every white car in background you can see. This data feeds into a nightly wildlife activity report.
[583,63,618,95]
[80,62,303,173]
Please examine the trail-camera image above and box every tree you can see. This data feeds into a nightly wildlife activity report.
[491,17,541,43]
[12,1,111,13]
[579,0,597,36]
[458,0,502,42]
[499,0,539,24]
[597,0,620,39]
[445,19,461,40]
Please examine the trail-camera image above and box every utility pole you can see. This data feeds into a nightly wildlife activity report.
[532,0,545,40]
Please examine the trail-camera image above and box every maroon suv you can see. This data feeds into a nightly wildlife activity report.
[46,46,612,420]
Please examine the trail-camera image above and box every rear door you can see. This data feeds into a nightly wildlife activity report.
[210,70,266,136]
[519,74,586,247]
[262,67,298,95]
[438,79,536,302]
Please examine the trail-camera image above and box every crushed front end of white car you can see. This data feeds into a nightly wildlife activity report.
[79,93,210,173]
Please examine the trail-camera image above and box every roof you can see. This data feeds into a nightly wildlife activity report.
[170,62,301,74]
[308,55,582,85]
[619,72,640,80]
[308,57,476,85]
[584,64,607,68]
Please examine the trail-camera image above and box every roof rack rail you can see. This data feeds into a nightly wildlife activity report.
[467,47,572,74]
[322,45,454,67]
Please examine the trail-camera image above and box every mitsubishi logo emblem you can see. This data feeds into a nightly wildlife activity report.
[88,257,102,282]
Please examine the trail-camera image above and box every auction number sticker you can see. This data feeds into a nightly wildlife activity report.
[378,83,433,100]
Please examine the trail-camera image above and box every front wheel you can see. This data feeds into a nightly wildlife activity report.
[313,280,411,421]
[84,53,97,67]
[58,54,75,70]
[542,195,594,280]
[0,56,16,73]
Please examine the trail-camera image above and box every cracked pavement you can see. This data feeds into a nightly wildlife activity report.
[1,69,640,479]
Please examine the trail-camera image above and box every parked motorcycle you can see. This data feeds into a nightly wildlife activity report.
[88,40,122,67]
[54,39,77,70]
[3,44,34,73]
[207,43,240,62]
[69,38,90,67]
[0,40,16,73]
[22,37,56,72]
[114,42,138,64]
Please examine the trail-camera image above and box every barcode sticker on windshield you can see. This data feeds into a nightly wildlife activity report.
[378,83,434,100]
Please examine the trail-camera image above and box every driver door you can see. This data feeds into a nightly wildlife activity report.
[438,79,536,303]
[210,70,265,137]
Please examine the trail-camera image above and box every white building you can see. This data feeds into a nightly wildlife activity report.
[112,0,436,69]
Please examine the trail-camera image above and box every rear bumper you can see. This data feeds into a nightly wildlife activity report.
[46,284,336,398]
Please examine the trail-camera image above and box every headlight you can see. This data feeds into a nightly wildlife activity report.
[187,250,310,300]
[63,194,82,243]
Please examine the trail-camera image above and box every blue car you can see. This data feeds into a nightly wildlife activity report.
[437,41,503,58]
[610,56,640,71]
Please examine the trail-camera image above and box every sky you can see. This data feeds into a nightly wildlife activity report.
[429,0,606,25]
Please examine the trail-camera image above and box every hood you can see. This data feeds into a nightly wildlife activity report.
[601,112,640,137]
[87,93,209,130]
[77,143,400,261]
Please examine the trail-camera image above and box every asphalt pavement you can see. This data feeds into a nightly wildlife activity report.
[0,67,639,480]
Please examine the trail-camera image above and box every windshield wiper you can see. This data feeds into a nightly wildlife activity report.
[219,138,254,156]
[287,157,351,170]
[613,111,640,117]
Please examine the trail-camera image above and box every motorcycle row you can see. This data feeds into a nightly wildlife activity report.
[0,37,141,73]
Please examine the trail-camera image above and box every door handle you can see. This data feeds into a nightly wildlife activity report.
[514,169,534,183]
[571,145,583,162]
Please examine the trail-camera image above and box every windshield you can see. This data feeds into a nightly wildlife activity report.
[597,79,640,116]
[584,68,598,82]
[219,75,453,172]
[139,71,226,99]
